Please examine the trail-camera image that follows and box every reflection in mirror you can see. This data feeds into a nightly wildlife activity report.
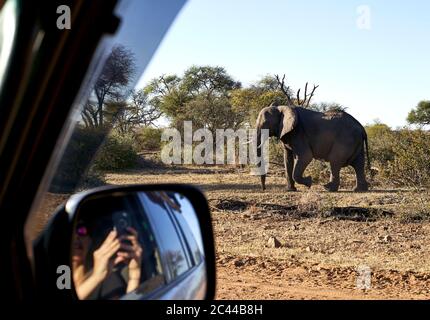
[71,191,205,300]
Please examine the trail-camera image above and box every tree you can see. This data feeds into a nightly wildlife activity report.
[181,65,241,97]
[230,75,291,125]
[144,74,188,120]
[105,89,163,134]
[144,66,243,131]
[184,94,242,132]
[309,102,345,112]
[82,45,136,128]
[252,74,281,91]
[407,100,430,126]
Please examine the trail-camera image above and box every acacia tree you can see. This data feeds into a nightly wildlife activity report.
[105,89,163,134]
[81,45,136,128]
[230,75,292,125]
[144,74,188,121]
[144,66,242,131]
[407,100,430,126]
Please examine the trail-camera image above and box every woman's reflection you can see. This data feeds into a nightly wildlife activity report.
[72,223,142,299]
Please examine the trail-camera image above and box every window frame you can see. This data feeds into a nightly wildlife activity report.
[138,192,191,283]
[168,203,203,267]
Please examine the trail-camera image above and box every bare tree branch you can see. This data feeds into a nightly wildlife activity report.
[305,84,319,107]
[274,74,293,105]
[275,74,319,108]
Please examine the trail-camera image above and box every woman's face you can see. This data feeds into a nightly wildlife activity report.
[72,224,91,265]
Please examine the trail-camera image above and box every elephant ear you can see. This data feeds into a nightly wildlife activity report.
[278,106,297,141]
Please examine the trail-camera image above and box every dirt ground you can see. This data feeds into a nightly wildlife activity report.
[33,166,430,299]
[101,167,430,300]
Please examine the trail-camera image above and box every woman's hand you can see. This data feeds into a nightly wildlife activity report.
[117,227,143,292]
[91,230,122,283]
[75,229,123,300]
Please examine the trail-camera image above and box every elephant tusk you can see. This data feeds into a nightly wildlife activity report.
[242,139,254,145]
[257,140,267,148]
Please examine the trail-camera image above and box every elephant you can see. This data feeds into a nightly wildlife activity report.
[254,104,370,192]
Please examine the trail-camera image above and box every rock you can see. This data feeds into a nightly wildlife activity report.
[291,224,299,231]
[311,265,322,272]
[382,235,393,242]
[305,246,312,252]
[266,236,282,248]
[234,259,245,267]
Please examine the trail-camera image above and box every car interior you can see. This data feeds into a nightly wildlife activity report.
[0,0,215,302]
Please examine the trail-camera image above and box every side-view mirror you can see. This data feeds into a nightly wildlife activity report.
[33,184,216,301]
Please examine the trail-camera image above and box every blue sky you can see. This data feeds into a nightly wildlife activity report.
[136,0,430,128]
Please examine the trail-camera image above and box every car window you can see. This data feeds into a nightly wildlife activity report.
[170,194,202,266]
[140,192,190,280]
[24,0,187,245]
[20,0,430,301]
[0,0,18,91]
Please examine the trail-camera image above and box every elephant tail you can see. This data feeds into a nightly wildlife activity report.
[364,132,371,171]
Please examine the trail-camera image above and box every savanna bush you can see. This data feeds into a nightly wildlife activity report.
[268,139,331,183]
[135,126,162,151]
[383,129,430,188]
[365,123,396,167]
[93,131,138,171]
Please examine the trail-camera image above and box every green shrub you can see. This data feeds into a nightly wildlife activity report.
[269,139,284,166]
[269,140,330,183]
[383,129,430,188]
[269,140,332,183]
[306,160,331,184]
[366,123,396,167]
[93,132,138,170]
[135,127,162,151]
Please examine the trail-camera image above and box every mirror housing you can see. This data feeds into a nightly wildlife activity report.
[33,184,215,301]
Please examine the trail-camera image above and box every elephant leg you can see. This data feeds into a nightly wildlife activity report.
[293,152,312,188]
[324,163,341,192]
[351,152,368,192]
[284,146,296,191]
[260,174,266,191]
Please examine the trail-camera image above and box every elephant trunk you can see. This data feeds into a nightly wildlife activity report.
[256,127,267,191]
